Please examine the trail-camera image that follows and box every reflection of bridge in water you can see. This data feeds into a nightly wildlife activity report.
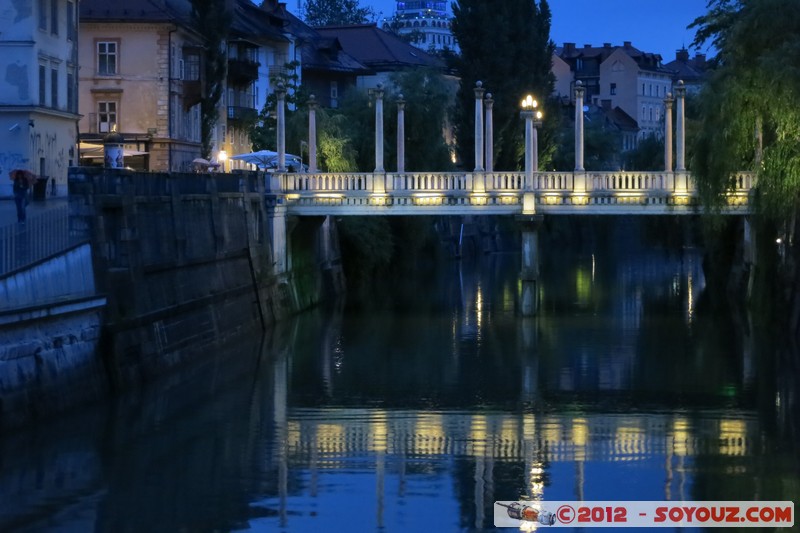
[284,408,752,461]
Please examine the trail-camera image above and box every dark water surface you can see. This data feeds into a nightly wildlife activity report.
[1,221,798,532]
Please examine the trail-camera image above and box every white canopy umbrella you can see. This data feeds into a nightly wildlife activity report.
[230,150,279,168]
[230,150,304,170]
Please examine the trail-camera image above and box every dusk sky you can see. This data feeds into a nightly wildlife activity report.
[365,0,714,60]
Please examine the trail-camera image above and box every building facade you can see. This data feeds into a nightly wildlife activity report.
[79,0,204,172]
[0,0,80,197]
[382,1,458,54]
[555,41,675,144]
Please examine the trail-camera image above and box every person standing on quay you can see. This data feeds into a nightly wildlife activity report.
[10,169,33,223]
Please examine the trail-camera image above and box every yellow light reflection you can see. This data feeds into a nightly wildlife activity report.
[470,414,488,456]
[370,412,388,453]
[572,418,588,461]
[719,419,747,456]
[672,417,691,456]
[476,284,483,330]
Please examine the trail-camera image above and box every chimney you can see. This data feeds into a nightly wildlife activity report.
[694,53,706,67]
[564,42,575,53]
[583,44,592,49]
[603,43,611,48]
[676,48,689,62]
[623,41,632,48]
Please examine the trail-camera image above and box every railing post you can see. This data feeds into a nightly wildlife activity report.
[397,94,405,174]
[574,81,585,172]
[664,93,674,172]
[484,93,494,173]
[675,80,686,172]
[374,83,385,173]
[473,81,485,172]
[308,94,318,173]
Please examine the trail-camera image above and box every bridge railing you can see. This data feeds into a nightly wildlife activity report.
[388,172,472,192]
[278,170,757,202]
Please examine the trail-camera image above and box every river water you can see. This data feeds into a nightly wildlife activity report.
[1,219,798,532]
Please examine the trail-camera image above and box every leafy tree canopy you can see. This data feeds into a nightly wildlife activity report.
[690,0,800,218]
[450,0,555,171]
[302,0,376,27]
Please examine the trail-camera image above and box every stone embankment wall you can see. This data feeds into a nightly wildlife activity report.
[0,168,343,427]
[69,168,344,391]
[0,243,108,427]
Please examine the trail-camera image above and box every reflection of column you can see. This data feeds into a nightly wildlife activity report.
[574,81,585,171]
[475,455,485,530]
[308,94,318,172]
[664,93,673,172]
[276,83,287,171]
[520,318,539,398]
[474,81,485,171]
[484,93,494,172]
[675,80,686,171]
[397,94,405,173]
[517,215,544,316]
[274,349,289,527]
[376,450,385,529]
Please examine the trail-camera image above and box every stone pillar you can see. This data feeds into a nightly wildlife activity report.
[474,81,485,172]
[374,83,385,173]
[308,94,318,173]
[533,115,542,173]
[521,108,535,214]
[664,93,674,172]
[574,81,585,171]
[517,215,543,316]
[269,204,288,274]
[397,94,405,173]
[276,83,287,171]
[484,93,494,173]
[675,80,686,171]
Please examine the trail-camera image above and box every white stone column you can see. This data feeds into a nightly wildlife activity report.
[397,94,405,173]
[484,93,494,173]
[308,94,318,173]
[675,80,686,171]
[474,81,485,172]
[664,93,673,172]
[574,81,585,171]
[533,115,542,172]
[276,83,287,171]
[521,108,535,214]
[374,83,385,173]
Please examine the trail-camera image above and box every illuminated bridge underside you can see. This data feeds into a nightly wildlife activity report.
[280,171,754,216]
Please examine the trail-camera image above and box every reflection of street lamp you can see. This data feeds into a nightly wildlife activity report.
[218,149,227,173]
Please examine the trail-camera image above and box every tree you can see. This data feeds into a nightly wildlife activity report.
[450,0,555,171]
[690,0,800,218]
[302,0,376,27]
[190,0,231,158]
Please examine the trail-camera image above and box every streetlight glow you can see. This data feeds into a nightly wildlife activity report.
[521,95,538,110]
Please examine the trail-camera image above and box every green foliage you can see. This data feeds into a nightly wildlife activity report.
[690,0,800,218]
[625,134,664,171]
[302,0,376,27]
[549,110,623,171]
[450,0,555,170]
[190,0,231,158]
[387,68,455,171]
[337,217,394,280]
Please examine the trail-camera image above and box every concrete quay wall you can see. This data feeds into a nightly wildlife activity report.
[68,167,344,392]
